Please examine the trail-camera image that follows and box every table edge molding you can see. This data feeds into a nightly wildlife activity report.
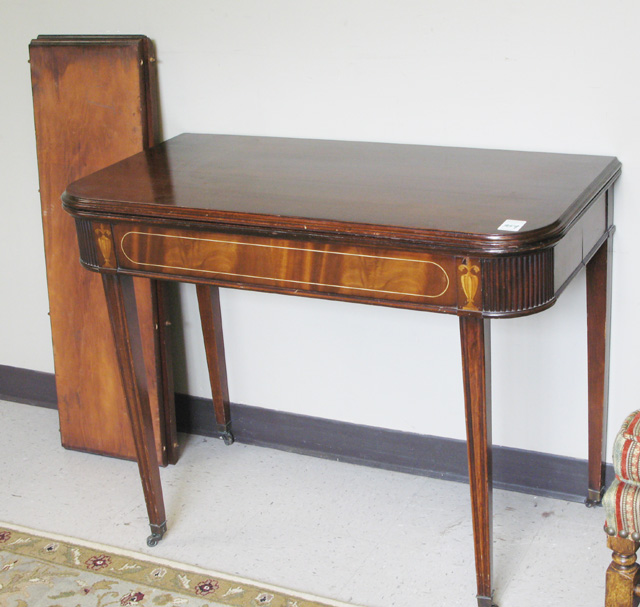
[61,164,620,256]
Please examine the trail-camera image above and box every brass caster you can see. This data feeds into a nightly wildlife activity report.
[146,521,167,547]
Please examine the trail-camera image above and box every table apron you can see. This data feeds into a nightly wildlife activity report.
[74,217,604,317]
[114,222,459,305]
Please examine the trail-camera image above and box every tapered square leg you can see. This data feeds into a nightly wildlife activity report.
[460,315,496,607]
[196,284,233,445]
[102,273,167,545]
[586,237,613,506]
[154,281,179,465]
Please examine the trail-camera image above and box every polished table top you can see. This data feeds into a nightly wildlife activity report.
[64,133,620,252]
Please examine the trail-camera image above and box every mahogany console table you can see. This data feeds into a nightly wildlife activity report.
[63,133,620,607]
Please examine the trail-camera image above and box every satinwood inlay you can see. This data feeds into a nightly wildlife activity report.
[118,228,453,304]
[96,226,115,268]
[459,259,481,311]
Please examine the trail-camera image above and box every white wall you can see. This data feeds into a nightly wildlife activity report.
[2,0,639,461]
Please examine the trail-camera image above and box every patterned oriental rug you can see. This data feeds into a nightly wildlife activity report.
[0,523,356,607]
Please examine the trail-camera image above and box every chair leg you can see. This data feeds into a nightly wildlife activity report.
[606,536,640,607]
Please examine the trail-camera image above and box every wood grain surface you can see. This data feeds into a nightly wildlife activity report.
[605,536,640,607]
[114,225,455,306]
[63,133,620,252]
[30,35,173,463]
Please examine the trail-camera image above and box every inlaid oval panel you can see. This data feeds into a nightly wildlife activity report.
[115,225,456,306]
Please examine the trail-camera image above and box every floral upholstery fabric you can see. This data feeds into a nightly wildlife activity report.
[604,410,640,536]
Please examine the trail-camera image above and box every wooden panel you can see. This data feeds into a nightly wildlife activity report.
[582,192,607,257]
[112,224,457,307]
[553,224,583,293]
[30,35,173,464]
[553,191,607,293]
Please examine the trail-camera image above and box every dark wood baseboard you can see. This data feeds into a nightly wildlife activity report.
[1,364,614,502]
[0,365,58,409]
[175,393,614,503]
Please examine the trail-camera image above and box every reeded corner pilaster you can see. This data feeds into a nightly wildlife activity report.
[481,249,555,317]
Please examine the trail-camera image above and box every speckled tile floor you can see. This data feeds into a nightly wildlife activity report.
[0,399,610,606]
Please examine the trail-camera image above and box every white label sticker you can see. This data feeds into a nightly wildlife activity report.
[497,219,527,232]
